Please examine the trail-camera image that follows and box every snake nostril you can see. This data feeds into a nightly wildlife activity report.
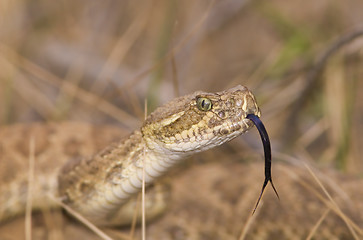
[243,94,260,117]
[247,106,260,117]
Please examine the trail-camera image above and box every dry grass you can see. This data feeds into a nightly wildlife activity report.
[25,137,35,240]
[0,0,363,239]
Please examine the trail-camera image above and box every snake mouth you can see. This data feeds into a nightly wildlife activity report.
[246,114,279,214]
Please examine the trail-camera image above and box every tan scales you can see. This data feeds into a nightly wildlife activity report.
[0,85,362,239]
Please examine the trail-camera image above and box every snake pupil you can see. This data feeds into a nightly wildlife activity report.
[202,100,208,109]
[196,97,212,111]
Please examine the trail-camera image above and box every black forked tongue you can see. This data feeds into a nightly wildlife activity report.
[246,114,279,214]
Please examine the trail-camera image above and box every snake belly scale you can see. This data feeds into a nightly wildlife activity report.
[0,85,260,226]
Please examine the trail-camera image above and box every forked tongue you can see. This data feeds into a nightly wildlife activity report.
[246,114,279,214]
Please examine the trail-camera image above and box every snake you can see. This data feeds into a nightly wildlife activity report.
[0,85,362,239]
[0,85,271,226]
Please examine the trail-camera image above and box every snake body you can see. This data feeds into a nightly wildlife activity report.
[0,85,260,225]
[1,85,363,239]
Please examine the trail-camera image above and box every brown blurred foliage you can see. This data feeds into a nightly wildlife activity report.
[0,0,362,238]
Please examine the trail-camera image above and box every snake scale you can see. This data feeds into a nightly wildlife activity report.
[0,85,362,239]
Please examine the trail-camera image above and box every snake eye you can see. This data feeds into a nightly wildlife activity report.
[196,97,212,111]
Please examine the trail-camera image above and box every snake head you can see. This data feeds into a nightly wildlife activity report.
[142,85,261,154]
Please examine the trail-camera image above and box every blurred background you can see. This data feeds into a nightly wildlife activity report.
[0,0,362,239]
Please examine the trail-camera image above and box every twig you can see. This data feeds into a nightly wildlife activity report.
[284,27,363,142]
[142,99,148,240]
[48,194,115,240]
[90,1,151,94]
[0,43,139,129]
[238,204,260,240]
[25,136,35,240]
[305,208,330,240]
[303,163,361,239]
[171,52,179,97]
[124,0,216,89]
[129,193,141,239]
[277,154,363,237]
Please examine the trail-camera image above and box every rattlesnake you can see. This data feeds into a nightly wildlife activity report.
[0,85,362,239]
